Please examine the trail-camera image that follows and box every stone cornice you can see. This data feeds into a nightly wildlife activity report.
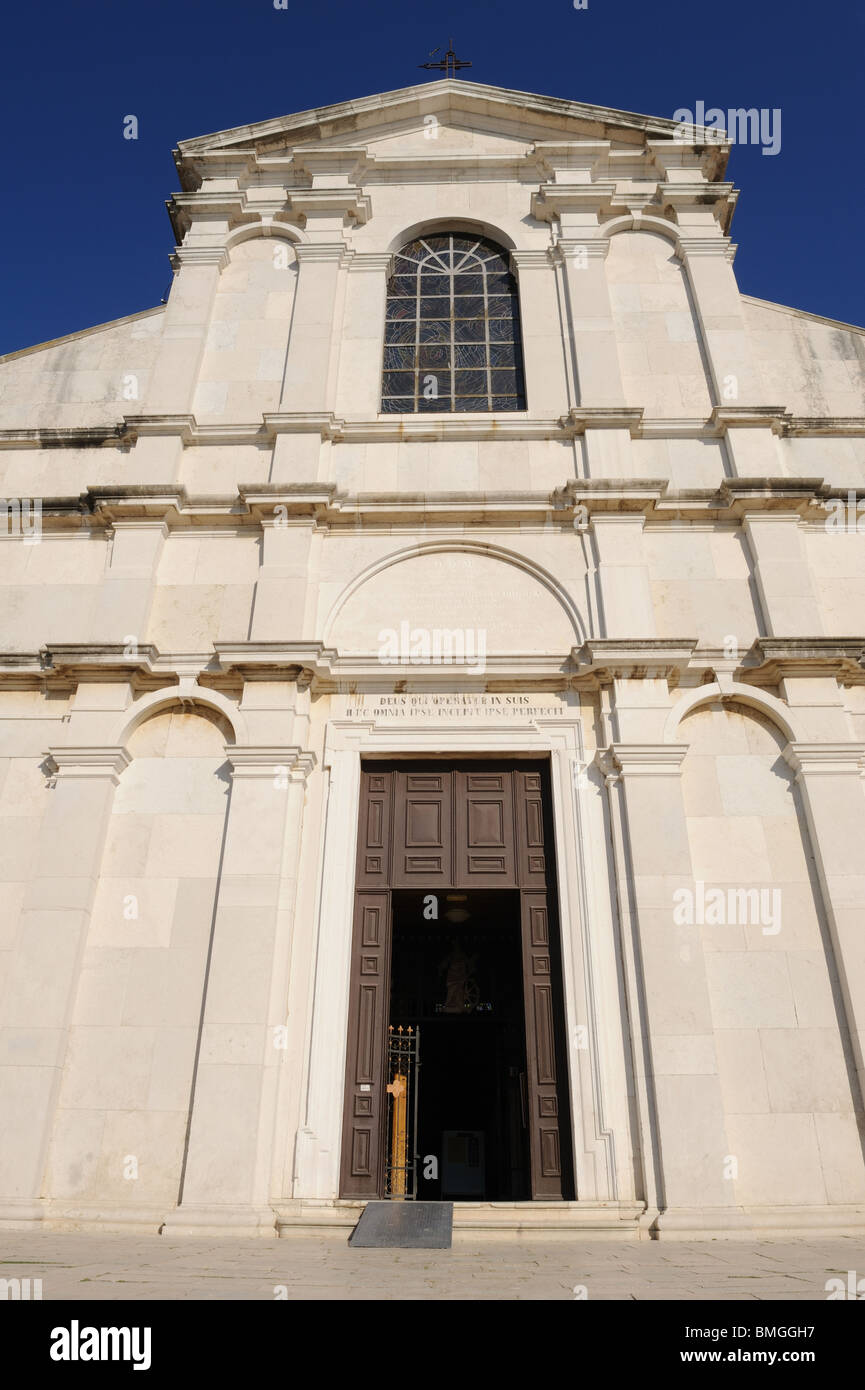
[213,641,572,688]
[44,643,161,675]
[167,190,257,242]
[284,188,371,225]
[2,412,863,452]
[711,406,791,433]
[574,638,865,688]
[32,644,207,689]
[531,181,618,221]
[559,407,644,434]
[10,476,858,533]
[573,640,698,679]
[738,638,865,686]
[356,151,538,180]
[0,423,136,451]
[531,140,611,176]
[2,637,863,695]
[716,478,831,518]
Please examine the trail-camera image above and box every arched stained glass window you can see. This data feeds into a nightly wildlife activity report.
[381,233,526,413]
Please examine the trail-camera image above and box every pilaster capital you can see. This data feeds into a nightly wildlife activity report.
[225,746,317,781]
[344,251,394,274]
[509,249,554,273]
[589,513,647,531]
[675,236,736,264]
[740,510,806,531]
[108,518,171,537]
[609,743,689,777]
[551,239,611,264]
[293,242,350,265]
[782,742,865,780]
[170,246,230,270]
[47,746,131,782]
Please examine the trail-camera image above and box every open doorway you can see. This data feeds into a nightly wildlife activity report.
[340,760,573,1202]
[389,889,530,1201]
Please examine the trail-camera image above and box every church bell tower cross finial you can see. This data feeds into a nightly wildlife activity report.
[418,38,472,78]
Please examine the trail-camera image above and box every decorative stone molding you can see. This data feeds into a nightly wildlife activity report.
[573,639,698,680]
[550,240,612,263]
[2,412,862,454]
[782,742,865,779]
[215,639,575,689]
[292,242,352,264]
[531,140,611,178]
[609,744,689,776]
[509,249,555,273]
[558,406,644,434]
[344,251,394,274]
[42,643,162,681]
[675,235,737,262]
[742,638,865,685]
[169,246,230,270]
[46,746,131,782]
[531,182,618,223]
[225,746,316,781]
[662,679,800,745]
[3,477,858,540]
[285,189,371,226]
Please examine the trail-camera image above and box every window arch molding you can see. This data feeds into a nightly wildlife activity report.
[384,217,519,255]
[381,229,527,414]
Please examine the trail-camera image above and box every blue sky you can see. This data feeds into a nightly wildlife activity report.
[2,0,863,354]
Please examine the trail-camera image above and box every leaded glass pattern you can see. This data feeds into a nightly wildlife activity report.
[381,233,527,413]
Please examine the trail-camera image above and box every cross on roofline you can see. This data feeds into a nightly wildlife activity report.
[418,38,472,78]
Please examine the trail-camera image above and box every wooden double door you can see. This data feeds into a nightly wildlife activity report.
[339,760,573,1200]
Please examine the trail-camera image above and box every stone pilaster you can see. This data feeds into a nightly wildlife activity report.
[248,519,315,642]
[0,747,128,1223]
[278,244,346,414]
[742,512,825,637]
[782,741,865,1111]
[510,250,571,416]
[164,744,314,1235]
[92,520,168,645]
[142,246,229,417]
[675,239,764,409]
[604,743,733,1224]
[336,251,393,416]
[553,240,626,409]
[590,516,656,638]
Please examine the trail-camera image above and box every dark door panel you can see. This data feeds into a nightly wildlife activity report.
[454,768,517,887]
[392,770,453,886]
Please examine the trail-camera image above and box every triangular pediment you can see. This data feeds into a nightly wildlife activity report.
[175,79,687,160]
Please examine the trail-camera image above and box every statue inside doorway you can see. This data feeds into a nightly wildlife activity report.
[439,938,480,1013]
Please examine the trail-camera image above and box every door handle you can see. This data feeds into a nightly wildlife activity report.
[519,1071,528,1128]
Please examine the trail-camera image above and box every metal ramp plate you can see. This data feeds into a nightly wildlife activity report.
[348,1201,453,1249]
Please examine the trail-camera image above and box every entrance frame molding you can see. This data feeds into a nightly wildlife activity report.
[293,709,623,1204]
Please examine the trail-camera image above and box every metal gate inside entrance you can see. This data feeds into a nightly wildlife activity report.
[339,761,574,1202]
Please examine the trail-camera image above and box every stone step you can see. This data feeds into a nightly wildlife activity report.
[275,1199,647,1240]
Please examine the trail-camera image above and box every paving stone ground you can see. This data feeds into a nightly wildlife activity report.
[2,1230,864,1300]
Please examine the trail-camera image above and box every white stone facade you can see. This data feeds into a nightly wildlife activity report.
[1,79,864,1239]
